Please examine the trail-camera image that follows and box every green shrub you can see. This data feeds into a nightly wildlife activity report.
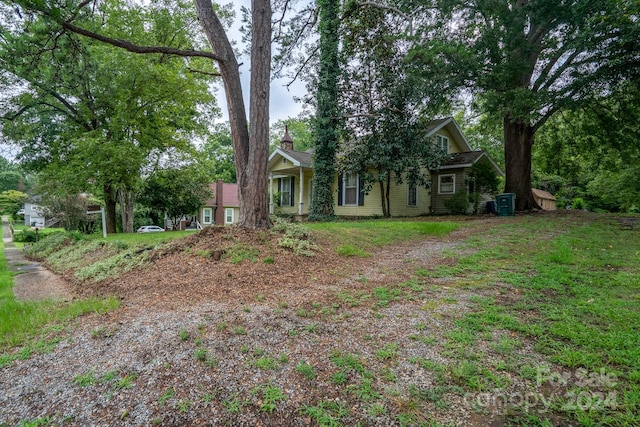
[12,230,38,243]
[571,197,586,210]
[444,190,471,215]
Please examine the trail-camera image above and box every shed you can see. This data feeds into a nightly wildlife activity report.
[532,188,557,211]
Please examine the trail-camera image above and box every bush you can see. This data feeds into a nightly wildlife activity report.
[444,190,471,215]
[571,197,586,210]
[12,230,38,243]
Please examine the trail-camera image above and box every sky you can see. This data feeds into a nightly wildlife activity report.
[216,0,308,125]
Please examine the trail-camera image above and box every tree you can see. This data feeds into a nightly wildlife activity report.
[0,189,27,215]
[0,171,22,192]
[337,1,448,217]
[200,123,236,183]
[533,79,640,211]
[43,193,101,233]
[308,0,341,221]
[270,117,313,152]
[138,165,213,230]
[5,0,273,229]
[1,0,217,232]
[410,0,640,210]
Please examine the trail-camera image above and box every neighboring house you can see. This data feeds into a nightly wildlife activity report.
[23,203,46,227]
[199,180,240,226]
[267,118,504,217]
[532,188,557,211]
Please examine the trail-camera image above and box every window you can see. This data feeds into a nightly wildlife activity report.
[281,177,291,206]
[343,173,358,206]
[225,208,234,224]
[436,135,449,154]
[408,183,417,206]
[203,208,212,224]
[439,174,455,194]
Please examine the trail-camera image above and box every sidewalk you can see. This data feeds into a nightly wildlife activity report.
[2,216,73,301]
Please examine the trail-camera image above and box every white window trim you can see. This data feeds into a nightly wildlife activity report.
[225,208,234,224]
[436,135,449,154]
[202,208,212,225]
[407,183,418,207]
[438,174,456,194]
[343,173,359,206]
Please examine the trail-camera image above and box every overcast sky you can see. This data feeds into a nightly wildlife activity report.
[215,0,308,125]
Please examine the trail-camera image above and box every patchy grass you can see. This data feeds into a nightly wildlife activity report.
[0,235,119,362]
[307,220,459,253]
[424,213,640,426]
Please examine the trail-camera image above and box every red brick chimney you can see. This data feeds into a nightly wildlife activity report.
[214,179,225,225]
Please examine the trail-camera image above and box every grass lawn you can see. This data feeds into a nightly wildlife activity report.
[424,214,640,426]
[0,237,120,365]
[88,229,195,244]
[307,219,459,257]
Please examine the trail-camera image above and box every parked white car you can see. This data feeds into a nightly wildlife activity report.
[137,225,165,233]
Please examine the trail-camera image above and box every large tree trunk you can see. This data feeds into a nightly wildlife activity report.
[503,115,540,211]
[118,188,135,233]
[240,0,271,228]
[195,0,271,229]
[378,181,389,217]
[103,183,117,234]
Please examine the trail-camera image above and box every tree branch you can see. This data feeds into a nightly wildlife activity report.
[59,21,226,63]
[186,67,222,77]
[284,45,319,89]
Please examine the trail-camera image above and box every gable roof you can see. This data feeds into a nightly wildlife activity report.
[437,150,505,176]
[268,117,479,171]
[268,147,314,169]
[426,117,473,152]
[205,182,239,208]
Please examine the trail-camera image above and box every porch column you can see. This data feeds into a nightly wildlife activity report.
[269,173,274,214]
[298,167,304,215]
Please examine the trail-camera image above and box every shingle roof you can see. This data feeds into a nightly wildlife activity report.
[436,150,505,177]
[440,151,486,167]
[425,117,451,134]
[273,148,314,168]
[532,188,556,200]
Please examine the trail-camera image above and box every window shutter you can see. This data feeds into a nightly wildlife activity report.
[337,173,343,206]
[290,176,295,206]
[358,176,365,206]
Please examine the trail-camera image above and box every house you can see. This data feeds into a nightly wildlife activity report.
[23,203,46,227]
[198,180,240,226]
[532,188,557,211]
[431,151,504,214]
[267,118,504,217]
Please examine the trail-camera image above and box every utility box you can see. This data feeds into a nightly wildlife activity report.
[496,193,516,216]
